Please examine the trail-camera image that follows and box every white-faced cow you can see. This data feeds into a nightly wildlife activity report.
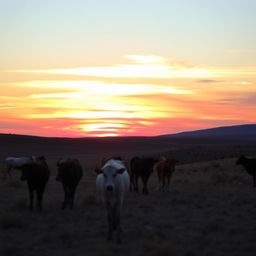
[154,157,179,191]
[3,156,36,179]
[236,155,256,187]
[130,156,156,194]
[95,158,130,243]
[20,156,50,211]
[56,158,83,209]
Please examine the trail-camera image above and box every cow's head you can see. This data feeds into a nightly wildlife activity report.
[95,166,125,192]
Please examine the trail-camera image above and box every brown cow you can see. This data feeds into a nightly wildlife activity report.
[56,158,83,209]
[154,157,178,191]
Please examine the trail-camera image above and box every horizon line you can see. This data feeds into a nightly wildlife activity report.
[1,123,255,139]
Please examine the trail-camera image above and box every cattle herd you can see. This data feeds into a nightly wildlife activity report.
[2,154,256,243]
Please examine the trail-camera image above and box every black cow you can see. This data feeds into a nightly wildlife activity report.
[20,156,50,211]
[236,155,256,187]
[130,156,156,194]
[56,158,83,209]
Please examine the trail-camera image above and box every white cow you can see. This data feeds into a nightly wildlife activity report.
[3,156,36,179]
[95,158,130,243]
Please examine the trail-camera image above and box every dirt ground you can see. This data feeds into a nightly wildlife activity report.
[0,135,256,256]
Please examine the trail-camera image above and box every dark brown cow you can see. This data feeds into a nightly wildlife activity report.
[20,156,50,211]
[56,158,83,209]
[236,155,256,187]
[154,157,178,191]
[130,157,156,194]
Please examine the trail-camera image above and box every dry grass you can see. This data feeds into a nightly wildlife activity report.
[0,138,256,256]
[0,213,26,229]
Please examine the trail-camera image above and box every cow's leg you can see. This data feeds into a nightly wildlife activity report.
[142,175,149,194]
[157,171,162,191]
[36,184,46,211]
[134,174,139,193]
[69,185,77,209]
[20,170,26,181]
[129,173,134,192]
[66,187,71,209]
[28,185,34,211]
[106,205,113,240]
[62,184,68,209]
[36,188,43,211]
[7,166,12,179]
[161,174,165,191]
[168,172,173,191]
[115,206,122,244]
[163,176,166,191]
[166,174,171,192]
[112,207,117,230]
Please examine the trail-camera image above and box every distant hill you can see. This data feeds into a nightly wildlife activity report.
[160,124,256,138]
[1,124,256,163]
[1,124,255,147]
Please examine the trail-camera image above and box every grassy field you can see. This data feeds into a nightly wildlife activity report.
[0,135,256,256]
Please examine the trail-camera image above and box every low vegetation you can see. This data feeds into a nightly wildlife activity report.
[0,136,256,256]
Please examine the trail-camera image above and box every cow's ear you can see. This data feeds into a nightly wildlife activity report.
[95,168,102,174]
[117,168,125,174]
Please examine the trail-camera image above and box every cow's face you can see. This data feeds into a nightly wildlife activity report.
[97,166,125,192]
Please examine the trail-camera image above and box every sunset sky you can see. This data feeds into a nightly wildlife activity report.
[1,0,256,137]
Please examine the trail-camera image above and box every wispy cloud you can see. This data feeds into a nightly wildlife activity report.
[14,55,213,79]
[197,79,224,83]
[12,55,256,81]
[124,55,167,64]
[18,80,191,96]
[2,55,256,137]
[0,103,14,110]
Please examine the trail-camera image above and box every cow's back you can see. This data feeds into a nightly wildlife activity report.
[131,157,155,176]
[57,159,83,184]
[65,163,82,183]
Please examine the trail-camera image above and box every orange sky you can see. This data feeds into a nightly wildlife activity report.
[1,55,256,137]
[1,1,256,137]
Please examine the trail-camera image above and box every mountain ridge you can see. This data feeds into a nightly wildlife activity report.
[160,124,256,137]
